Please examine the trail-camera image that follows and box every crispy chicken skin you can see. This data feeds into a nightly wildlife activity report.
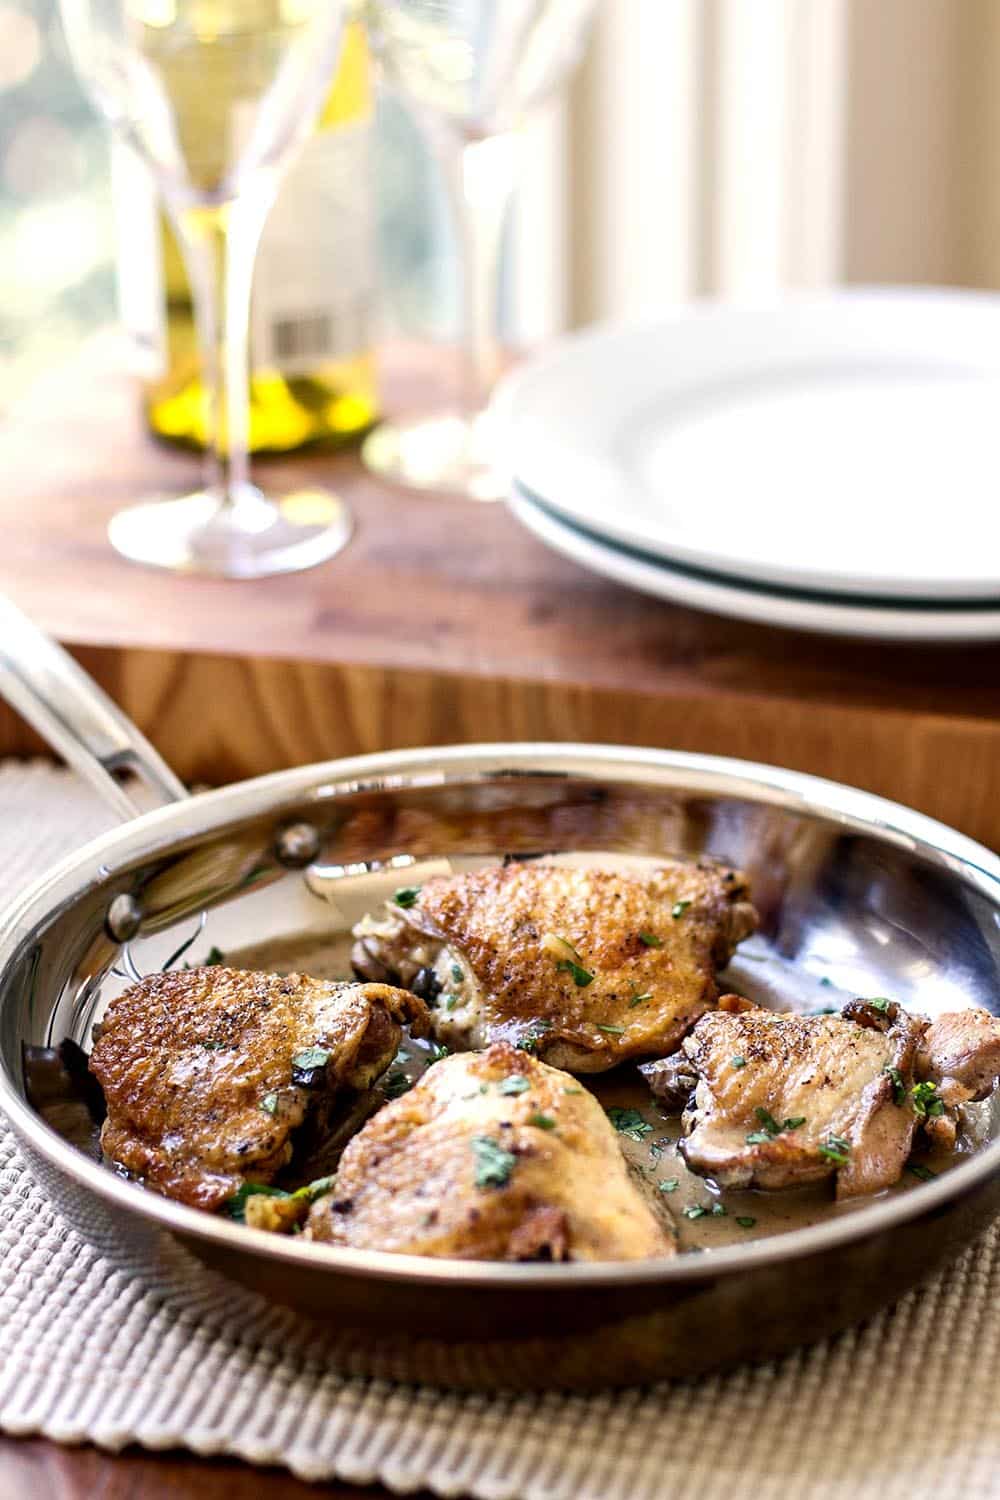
[642,1000,925,1199]
[307,1041,675,1261]
[351,861,757,1072]
[90,967,428,1212]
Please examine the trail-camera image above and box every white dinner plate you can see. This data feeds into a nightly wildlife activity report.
[508,482,1000,642]
[493,288,1000,602]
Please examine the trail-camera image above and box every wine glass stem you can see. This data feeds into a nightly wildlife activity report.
[171,190,274,505]
[445,130,520,415]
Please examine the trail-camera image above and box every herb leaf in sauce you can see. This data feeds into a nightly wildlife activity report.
[451,964,464,983]
[630,990,652,1007]
[818,1134,851,1165]
[710,1202,727,1217]
[867,997,892,1014]
[471,1135,517,1189]
[497,1075,531,1096]
[883,1065,906,1106]
[205,946,225,966]
[200,1039,225,1051]
[393,886,421,909]
[658,1178,679,1193]
[291,1046,331,1072]
[907,1163,936,1182]
[910,1080,944,1118]
[683,1205,709,1220]
[527,1112,557,1130]
[384,1072,412,1099]
[671,900,692,919]
[746,1107,805,1144]
[731,1055,747,1069]
[596,1024,625,1036]
[222,1183,290,1221]
[259,1092,278,1115]
[638,932,663,948]
[606,1107,653,1142]
[427,1042,450,1063]
[736,1216,757,1228]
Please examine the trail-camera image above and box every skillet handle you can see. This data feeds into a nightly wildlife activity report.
[0,595,188,820]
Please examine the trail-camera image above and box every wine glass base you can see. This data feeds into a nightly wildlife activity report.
[361,413,505,502]
[107,484,352,579]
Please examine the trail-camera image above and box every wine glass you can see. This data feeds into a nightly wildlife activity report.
[58,0,351,578]
[362,0,601,502]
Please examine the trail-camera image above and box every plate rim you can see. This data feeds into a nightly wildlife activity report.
[509,481,1000,642]
[492,285,1000,602]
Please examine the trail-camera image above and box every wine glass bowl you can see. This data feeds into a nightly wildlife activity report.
[58,0,352,577]
[362,0,601,501]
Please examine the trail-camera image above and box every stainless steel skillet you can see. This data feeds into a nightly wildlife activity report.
[0,599,999,1390]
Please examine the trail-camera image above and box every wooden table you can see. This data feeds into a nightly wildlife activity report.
[1,340,1000,1497]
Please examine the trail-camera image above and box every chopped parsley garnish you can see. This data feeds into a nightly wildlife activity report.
[205,946,225,966]
[596,1024,626,1035]
[745,1131,774,1145]
[736,1216,757,1228]
[471,1135,517,1189]
[542,935,593,985]
[818,1134,851,1165]
[819,976,833,988]
[497,1074,531,1096]
[750,1106,805,1139]
[658,1178,679,1193]
[731,1055,747,1069]
[629,990,652,1007]
[910,1080,944,1118]
[222,1183,290,1220]
[907,1163,936,1182]
[606,1107,653,1141]
[427,1042,450,1063]
[200,1039,225,1051]
[710,1202,727,1217]
[393,886,421,908]
[883,1065,906,1106]
[451,964,464,983]
[556,958,595,988]
[562,1086,583,1095]
[671,900,692,919]
[867,997,892,1014]
[444,994,459,1011]
[527,1112,557,1130]
[517,1024,550,1054]
[683,1205,709,1220]
[259,1092,278,1115]
[291,1047,331,1072]
[638,931,663,948]
[384,1072,412,1099]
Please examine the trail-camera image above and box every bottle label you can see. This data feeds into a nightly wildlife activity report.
[250,118,376,376]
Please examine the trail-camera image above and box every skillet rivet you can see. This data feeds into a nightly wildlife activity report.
[106,893,143,943]
[275,822,321,869]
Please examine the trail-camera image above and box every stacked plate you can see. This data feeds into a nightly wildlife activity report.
[493,289,1000,640]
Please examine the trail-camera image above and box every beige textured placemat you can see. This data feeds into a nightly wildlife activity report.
[1,760,999,1499]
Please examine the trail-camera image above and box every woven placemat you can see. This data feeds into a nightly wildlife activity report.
[1,760,999,1499]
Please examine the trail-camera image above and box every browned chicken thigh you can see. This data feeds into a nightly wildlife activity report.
[90,967,427,1211]
[307,1042,675,1260]
[351,861,757,1072]
[914,1007,1000,1150]
[642,999,926,1199]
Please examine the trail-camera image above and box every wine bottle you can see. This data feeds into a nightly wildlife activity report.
[113,14,378,454]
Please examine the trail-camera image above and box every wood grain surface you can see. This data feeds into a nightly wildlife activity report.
[2,338,1000,848]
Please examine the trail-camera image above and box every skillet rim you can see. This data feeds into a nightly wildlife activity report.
[1,740,998,1289]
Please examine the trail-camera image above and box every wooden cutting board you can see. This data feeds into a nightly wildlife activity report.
[2,337,999,851]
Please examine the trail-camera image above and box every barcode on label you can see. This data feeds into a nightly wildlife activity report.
[272,312,335,364]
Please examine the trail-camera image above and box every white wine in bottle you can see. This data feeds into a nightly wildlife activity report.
[114,15,378,454]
